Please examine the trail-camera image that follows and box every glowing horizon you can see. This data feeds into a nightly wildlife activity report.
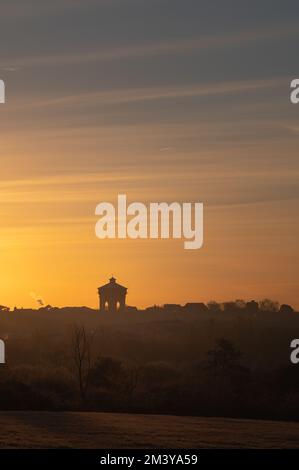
[0,1,298,310]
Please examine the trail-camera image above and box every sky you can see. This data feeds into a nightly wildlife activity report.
[0,0,299,309]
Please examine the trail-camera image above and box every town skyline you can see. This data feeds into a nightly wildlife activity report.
[1,275,296,313]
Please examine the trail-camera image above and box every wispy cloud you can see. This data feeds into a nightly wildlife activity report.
[2,22,298,70]
[0,167,298,205]
[10,77,287,110]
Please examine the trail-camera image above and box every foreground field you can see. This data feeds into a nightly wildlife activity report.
[0,411,298,448]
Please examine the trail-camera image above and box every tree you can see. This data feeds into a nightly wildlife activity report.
[207,301,221,312]
[123,364,141,399]
[235,299,246,309]
[71,325,94,400]
[222,302,239,312]
[88,356,124,390]
[259,298,279,312]
[206,339,242,375]
[279,304,294,314]
[246,300,259,313]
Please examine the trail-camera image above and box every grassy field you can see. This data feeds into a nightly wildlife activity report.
[0,411,298,448]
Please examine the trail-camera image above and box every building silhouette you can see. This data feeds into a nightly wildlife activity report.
[98,277,127,313]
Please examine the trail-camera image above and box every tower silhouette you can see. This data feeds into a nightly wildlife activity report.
[98,277,127,313]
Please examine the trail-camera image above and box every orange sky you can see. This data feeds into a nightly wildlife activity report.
[0,2,299,309]
[1,141,298,309]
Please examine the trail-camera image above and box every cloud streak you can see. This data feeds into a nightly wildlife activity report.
[10,77,287,111]
[2,22,298,70]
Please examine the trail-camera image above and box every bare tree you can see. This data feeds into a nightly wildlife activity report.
[124,364,141,399]
[71,325,94,401]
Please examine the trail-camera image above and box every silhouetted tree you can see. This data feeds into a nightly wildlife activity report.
[207,301,221,312]
[123,364,141,399]
[259,298,279,312]
[222,299,247,312]
[279,304,294,314]
[207,339,241,374]
[88,356,124,390]
[246,300,259,313]
[235,299,246,309]
[71,325,94,400]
